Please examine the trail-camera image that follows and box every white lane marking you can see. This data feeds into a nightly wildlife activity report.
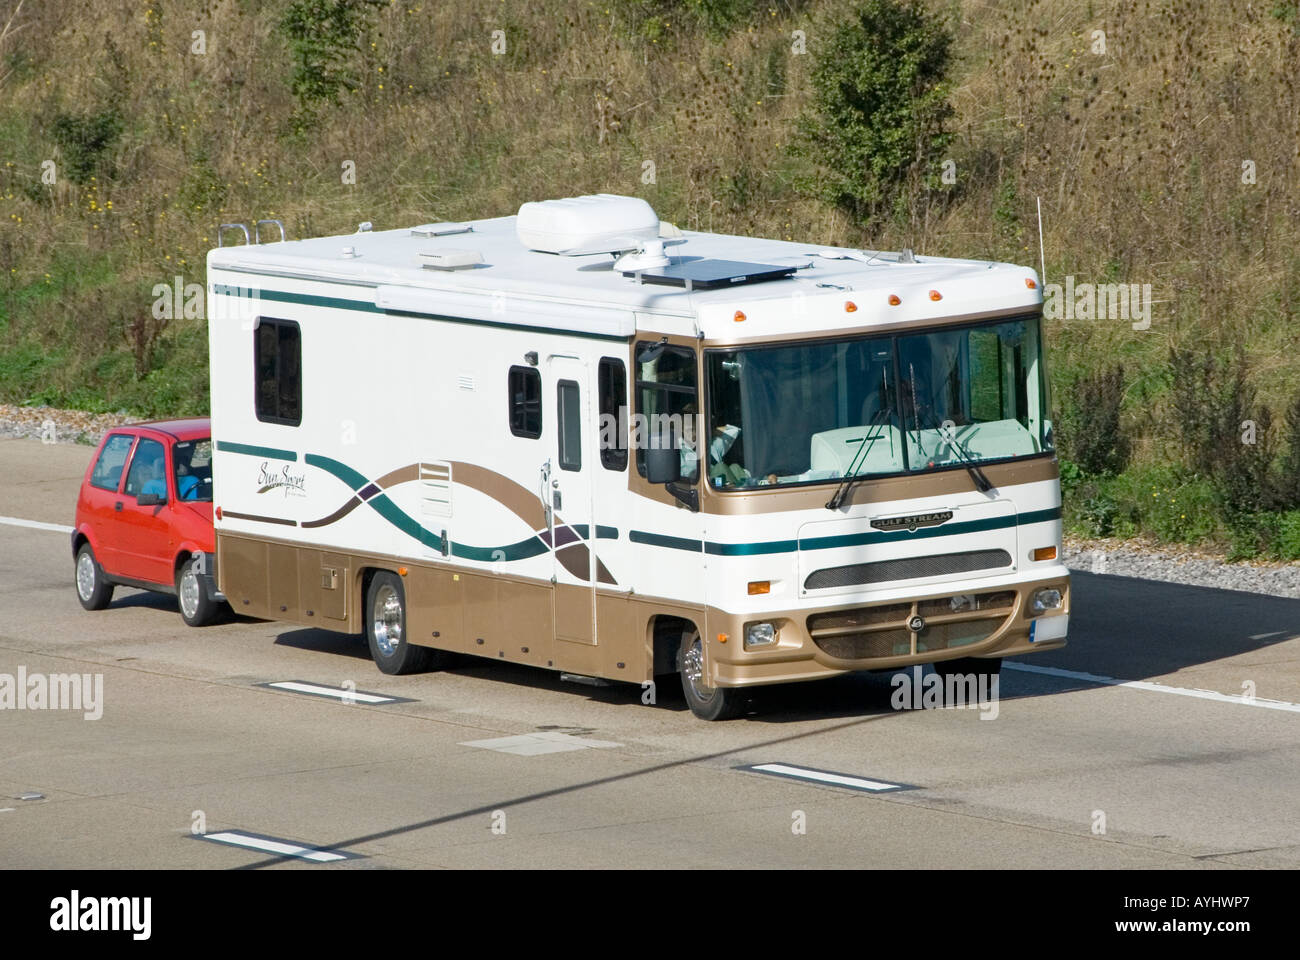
[459,732,622,755]
[200,831,351,862]
[746,763,908,792]
[262,681,404,704]
[1006,662,1300,713]
[0,516,74,534]
[0,808,14,813]
[1250,631,1285,641]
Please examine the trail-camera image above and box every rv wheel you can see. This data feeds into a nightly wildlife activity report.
[366,571,437,675]
[74,543,114,611]
[678,628,746,721]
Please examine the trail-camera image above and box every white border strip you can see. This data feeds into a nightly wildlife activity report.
[0,516,74,534]
[201,831,350,862]
[1006,662,1300,713]
[265,681,400,704]
[748,763,907,792]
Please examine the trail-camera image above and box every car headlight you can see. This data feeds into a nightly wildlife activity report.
[1031,588,1063,615]
[745,622,777,648]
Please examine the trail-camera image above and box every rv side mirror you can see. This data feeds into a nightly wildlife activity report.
[645,446,681,485]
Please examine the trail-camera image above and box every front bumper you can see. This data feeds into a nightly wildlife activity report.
[704,573,1070,688]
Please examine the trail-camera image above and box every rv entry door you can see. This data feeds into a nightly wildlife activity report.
[545,356,597,645]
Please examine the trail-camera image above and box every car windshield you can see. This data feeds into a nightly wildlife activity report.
[704,315,1053,489]
[173,438,214,502]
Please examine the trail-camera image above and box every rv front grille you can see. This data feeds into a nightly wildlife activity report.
[803,549,1012,590]
[807,590,1018,662]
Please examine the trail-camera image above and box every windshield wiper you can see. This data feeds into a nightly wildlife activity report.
[826,396,892,510]
[937,422,994,493]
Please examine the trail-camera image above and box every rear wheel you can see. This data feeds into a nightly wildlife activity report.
[74,543,114,611]
[366,571,442,675]
[176,556,219,627]
[679,628,746,721]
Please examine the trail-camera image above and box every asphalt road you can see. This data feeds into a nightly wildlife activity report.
[2,435,1298,869]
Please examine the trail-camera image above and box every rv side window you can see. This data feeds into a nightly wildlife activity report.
[598,357,627,471]
[557,380,582,471]
[254,318,302,426]
[634,342,699,483]
[508,366,542,438]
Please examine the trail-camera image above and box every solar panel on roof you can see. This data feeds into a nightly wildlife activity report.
[622,258,796,289]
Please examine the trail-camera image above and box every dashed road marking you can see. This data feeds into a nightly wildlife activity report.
[259,681,414,704]
[459,732,622,755]
[0,516,74,534]
[740,763,912,793]
[198,830,358,862]
[1005,662,1300,713]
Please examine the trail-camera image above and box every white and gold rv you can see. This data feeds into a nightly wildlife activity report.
[206,195,1069,719]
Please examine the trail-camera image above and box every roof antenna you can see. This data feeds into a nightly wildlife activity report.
[1036,196,1046,285]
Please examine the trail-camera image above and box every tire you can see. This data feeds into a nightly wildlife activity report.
[74,542,114,611]
[678,628,746,721]
[176,556,220,627]
[365,571,441,675]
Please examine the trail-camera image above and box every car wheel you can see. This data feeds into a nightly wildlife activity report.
[678,627,746,721]
[74,543,114,611]
[366,571,441,675]
[176,556,219,627]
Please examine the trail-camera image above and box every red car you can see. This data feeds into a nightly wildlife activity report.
[72,418,224,626]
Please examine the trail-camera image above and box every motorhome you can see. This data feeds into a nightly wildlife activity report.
[205,194,1069,720]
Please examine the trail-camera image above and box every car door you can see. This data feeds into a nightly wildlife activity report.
[116,435,175,585]
[82,432,137,575]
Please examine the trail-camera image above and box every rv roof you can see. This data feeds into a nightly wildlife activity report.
[207,206,1043,341]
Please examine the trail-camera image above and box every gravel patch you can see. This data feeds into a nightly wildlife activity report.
[0,404,142,446]
[1065,538,1300,600]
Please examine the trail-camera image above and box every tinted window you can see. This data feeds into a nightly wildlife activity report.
[557,380,582,471]
[634,342,698,482]
[174,439,214,502]
[508,366,541,438]
[90,434,135,492]
[255,318,302,426]
[598,357,627,471]
[124,438,167,498]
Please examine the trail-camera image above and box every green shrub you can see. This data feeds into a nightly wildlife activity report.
[50,109,123,185]
[280,0,380,112]
[791,0,955,226]
[1278,510,1300,561]
[1061,365,1130,476]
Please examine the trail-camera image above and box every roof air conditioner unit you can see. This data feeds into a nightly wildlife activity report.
[516,194,659,256]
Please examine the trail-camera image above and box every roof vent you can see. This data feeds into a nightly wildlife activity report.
[419,249,484,270]
[411,222,473,238]
[516,194,659,255]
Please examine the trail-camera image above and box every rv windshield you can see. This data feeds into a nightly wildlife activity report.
[703,315,1053,489]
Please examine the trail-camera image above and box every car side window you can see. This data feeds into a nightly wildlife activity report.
[124,438,167,499]
[90,434,136,492]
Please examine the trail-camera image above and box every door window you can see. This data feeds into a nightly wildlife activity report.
[124,438,167,499]
[90,434,135,492]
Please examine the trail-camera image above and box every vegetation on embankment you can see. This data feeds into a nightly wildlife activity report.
[1,0,1299,557]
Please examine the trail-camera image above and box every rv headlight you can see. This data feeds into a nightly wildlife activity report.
[744,622,777,648]
[1031,588,1063,615]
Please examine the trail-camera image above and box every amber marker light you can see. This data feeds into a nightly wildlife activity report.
[398,566,409,576]
[748,581,770,595]
[717,633,729,644]
[1032,546,1057,562]
[844,301,857,313]
[734,310,746,322]
[215,506,222,520]
[888,294,901,305]
[929,289,942,301]
[1025,277,1037,289]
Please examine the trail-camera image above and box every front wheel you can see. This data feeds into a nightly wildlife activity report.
[679,628,747,721]
[366,571,443,675]
[74,543,114,611]
[176,556,220,627]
